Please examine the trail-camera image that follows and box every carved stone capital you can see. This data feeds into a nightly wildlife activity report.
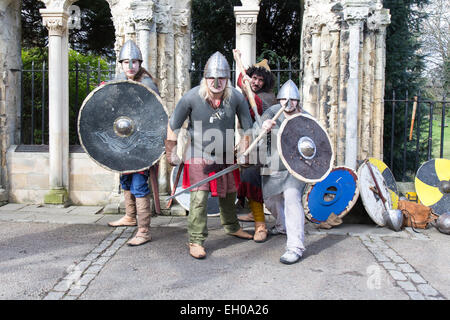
[40,10,69,36]
[155,4,172,34]
[173,9,190,36]
[343,0,371,22]
[236,15,257,34]
[367,8,391,31]
[131,0,155,30]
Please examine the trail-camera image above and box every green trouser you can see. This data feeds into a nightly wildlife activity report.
[188,191,241,245]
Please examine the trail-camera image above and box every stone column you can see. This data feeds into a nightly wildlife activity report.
[234,1,260,69]
[368,4,390,160]
[40,2,73,204]
[343,0,369,170]
[131,0,156,73]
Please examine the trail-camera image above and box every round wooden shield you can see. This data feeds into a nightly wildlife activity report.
[415,158,450,215]
[170,165,221,217]
[304,166,359,224]
[357,161,392,227]
[368,157,399,209]
[78,80,168,173]
[277,113,334,183]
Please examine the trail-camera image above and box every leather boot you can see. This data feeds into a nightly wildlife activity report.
[253,222,268,243]
[108,190,137,227]
[127,195,152,246]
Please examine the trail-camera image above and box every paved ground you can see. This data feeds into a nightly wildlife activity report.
[0,203,448,305]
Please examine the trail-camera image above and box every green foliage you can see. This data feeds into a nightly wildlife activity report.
[21,0,115,58]
[21,48,114,145]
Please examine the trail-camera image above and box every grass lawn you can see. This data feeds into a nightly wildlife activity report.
[432,117,450,159]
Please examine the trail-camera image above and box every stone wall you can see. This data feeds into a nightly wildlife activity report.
[0,0,21,201]
[7,147,118,205]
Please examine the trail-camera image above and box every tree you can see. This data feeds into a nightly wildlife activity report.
[383,0,431,180]
[420,0,449,98]
[190,0,301,88]
[21,0,115,59]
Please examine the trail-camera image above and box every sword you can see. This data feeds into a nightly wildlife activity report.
[166,104,287,200]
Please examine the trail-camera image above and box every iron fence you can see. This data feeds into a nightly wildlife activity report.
[17,60,116,146]
[17,59,301,146]
[384,92,448,182]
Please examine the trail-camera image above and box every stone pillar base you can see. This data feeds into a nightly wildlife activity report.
[0,188,7,202]
[44,188,69,206]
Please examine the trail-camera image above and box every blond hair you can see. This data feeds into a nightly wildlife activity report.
[198,78,233,106]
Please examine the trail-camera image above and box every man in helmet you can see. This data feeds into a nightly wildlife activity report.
[232,50,277,242]
[256,80,308,264]
[107,40,159,247]
[165,51,254,259]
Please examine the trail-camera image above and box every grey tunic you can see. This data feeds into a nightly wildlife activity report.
[255,104,307,200]
[169,86,253,162]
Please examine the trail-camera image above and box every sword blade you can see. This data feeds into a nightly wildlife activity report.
[166,163,240,200]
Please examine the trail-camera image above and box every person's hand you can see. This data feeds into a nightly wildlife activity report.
[242,74,251,87]
[232,49,241,61]
[164,140,181,166]
[262,119,276,132]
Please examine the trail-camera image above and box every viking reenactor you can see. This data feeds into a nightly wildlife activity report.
[232,49,276,242]
[257,80,308,264]
[165,51,254,259]
[107,40,160,246]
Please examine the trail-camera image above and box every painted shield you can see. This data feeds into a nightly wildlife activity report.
[304,166,359,224]
[170,165,221,217]
[415,158,450,215]
[357,161,392,227]
[277,113,334,183]
[368,157,399,209]
[78,80,168,173]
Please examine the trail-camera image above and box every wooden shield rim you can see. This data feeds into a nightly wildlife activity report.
[277,113,335,183]
[357,160,392,227]
[77,80,169,174]
[368,157,399,209]
[303,166,359,223]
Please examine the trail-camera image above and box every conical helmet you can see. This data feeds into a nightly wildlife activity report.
[277,79,300,101]
[204,52,230,79]
[118,40,143,62]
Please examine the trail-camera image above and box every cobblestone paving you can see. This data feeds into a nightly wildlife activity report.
[359,234,446,300]
[43,226,136,300]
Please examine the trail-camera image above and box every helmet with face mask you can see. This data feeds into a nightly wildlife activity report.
[277,79,301,113]
[204,51,231,89]
[119,40,143,69]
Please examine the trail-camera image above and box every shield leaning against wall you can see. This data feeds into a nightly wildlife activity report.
[78,80,169,173]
